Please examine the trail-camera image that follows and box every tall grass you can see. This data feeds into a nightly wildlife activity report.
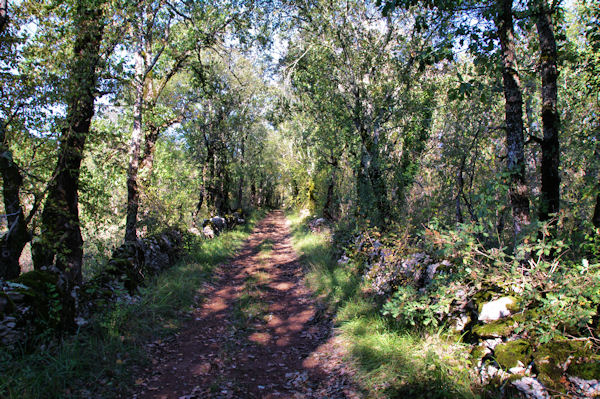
[0,212,263,399]
[287,211,478,399]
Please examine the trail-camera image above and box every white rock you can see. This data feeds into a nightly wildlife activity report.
[511,377,549,399]
[486,364,508,379]
[509,361,526,375]
[211,216,226,232]
[473,345,491,368]
[478,297,515,322]
[203,225,215,239]
[188,227,202,236]
[451,313,470,332]
[568,376,600,397]
[483,338,503,350]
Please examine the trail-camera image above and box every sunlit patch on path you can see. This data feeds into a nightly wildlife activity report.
[132,211,360,398]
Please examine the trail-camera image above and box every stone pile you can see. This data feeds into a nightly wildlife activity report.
[1,229,185,348]
[201,212,245,238]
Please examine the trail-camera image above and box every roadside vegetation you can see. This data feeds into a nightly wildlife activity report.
[288,212,478,399]
[0,215,260,399]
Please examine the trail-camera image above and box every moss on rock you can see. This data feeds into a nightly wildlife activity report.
[494,339,532,370]
[473,289,501,313]
[505,296,521,312]
[533,338,595,391]
[568,361,600,381]
[470,344,491,366]
[473,317,518,338]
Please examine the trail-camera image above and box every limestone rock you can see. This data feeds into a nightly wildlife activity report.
[210,216,226,233]
[472,316,518,338]
[203,225,215,239]
[470,344,492,368]
[511,377,549,399]
[450,313,470,332]
[533,338,598,391]
[478,296,515,322]
[483,338,503,351]
[567,376,600,398]
[188,227,202,236]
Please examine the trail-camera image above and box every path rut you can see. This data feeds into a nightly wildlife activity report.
[133,211,358,399]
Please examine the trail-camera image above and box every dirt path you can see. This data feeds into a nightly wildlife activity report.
[132,211,359,399]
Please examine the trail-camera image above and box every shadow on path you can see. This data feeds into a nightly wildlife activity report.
[133,211,355,399]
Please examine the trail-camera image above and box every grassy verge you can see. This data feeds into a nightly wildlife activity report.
[0,211,264,399]
[287,211,478,399]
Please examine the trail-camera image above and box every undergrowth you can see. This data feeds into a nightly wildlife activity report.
[287,211,478,398]
[0,212,263,399]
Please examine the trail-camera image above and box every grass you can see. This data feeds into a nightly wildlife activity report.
[0,211,265,399]
[287,210,479,399]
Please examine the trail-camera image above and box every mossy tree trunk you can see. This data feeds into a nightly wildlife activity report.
[0,0,7,33]
[495,0,531,237]
[531,0,560,224]
[32,0,105,286]
[0,122,32,279]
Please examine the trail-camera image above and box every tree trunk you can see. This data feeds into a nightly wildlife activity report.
[32,1,105,286]
[0,122,31,279]
[592,186,600,227]
[455,164,465,224]
[207,150,217,212]
[218,161,231,214]
[323,169,336,220]
[124,25,145,242]
[139,123,160,177]
[357,128,388,225]
[495,0,531,236]
[250,182,256,207]
[236,135,246,210]
[291,179,299,199]
[532,0,560,223]
[0,0,7,33]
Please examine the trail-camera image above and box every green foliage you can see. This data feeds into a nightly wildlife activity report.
[382,285,453,328]
[329,209,600,391]
[414,220,600,343]
[288,211,478,398]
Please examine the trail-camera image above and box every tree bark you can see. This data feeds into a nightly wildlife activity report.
[124,21,145,242]
[236,134,246,210]
[532,0,560,223]
[250,182,256,207]
[0,0,7,33]
[593,191,600,228]
[32,1,105,285]
[0,122,31,279]
[356,125,388,225]
[217,160,231,214]
[455,162,465,224]
[495,0,531,236]
[139,123,160,180]
[323,172,336,220]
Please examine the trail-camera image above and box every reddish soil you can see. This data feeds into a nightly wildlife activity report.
[132,211,360,399]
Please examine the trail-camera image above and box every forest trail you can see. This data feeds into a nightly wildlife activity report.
[133,211,359,399]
